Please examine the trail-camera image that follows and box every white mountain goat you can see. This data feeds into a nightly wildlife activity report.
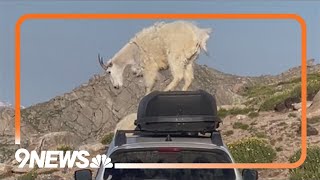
[99,21,212,94]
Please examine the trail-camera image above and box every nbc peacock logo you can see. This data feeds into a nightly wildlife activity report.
[90,154,113,168]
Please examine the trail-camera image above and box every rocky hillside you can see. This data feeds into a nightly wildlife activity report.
[1,61,320,180]
[14,63,320,143]
[13,64,274,143]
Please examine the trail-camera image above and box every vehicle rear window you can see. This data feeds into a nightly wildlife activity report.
[104,148,236,180]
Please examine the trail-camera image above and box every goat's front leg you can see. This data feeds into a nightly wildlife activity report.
[144,63,158,95]
[164,76,184,91]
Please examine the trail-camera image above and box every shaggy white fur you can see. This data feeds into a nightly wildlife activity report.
[99,21,212,94]
[114,113,137,132]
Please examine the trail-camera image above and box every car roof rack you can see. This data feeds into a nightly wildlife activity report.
[135,90,221,133]
[114,130,224,147]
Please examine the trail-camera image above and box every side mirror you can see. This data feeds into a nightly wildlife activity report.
[74,169,93,180]
[242,169,258,180]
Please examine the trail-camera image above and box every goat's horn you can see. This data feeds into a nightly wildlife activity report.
[98,54,108,70]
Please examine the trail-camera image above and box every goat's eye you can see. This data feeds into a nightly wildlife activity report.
[107,71,111,74]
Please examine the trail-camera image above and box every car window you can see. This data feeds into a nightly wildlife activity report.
[104,148,236,180]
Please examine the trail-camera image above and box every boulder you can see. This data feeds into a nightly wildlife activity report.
[275,102,287,112]
[236,114,247,120]
[307,126,319,136]
[292,101,312,111]
[275,97,300,112]
[308,90,320,118]
[297,124,319,136]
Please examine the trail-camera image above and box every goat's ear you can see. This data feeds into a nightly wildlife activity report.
[108,62,113,67]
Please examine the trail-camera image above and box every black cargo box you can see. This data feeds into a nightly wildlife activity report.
[135,90,221,133]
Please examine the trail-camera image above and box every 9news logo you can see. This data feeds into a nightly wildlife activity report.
[15,148,113,169]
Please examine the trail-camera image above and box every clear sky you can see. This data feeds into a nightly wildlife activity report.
[0,0,320,106]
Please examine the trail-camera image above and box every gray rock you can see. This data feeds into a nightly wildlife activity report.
[236,114,247,120]
[0,108,14,137]
[308,90,320,118]
[307,125,319,136]
[297,124,319,136]
[78,143,106,155]
[29,131,82,151]
[11,166,32,174]
[0,164,12,178]
[292,101,312,111]
[0,145,19,164]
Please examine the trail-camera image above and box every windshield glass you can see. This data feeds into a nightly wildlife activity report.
[104,148,236,180]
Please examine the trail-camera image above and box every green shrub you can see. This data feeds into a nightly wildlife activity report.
[248,126,258,134]
[57,145,73,152]
[242,73,320,111]
[101,133,114,145]
[250,121,258,126]
[290,76,320,100]
[233,122,249,130]
[276,147,283,152]
[217,108,229,118]
[278,122,288,127]
[289,146,320,180]
[248,112,259,118]
[228,138,276,163]
[255,131,268,139]
[218,107,253,118]
[18,171,37,180]
[223,130,234,136]
[288,113,297,118]
[242,85,275,98]
[260,91,292,111]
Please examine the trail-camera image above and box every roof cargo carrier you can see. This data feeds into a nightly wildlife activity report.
[135,90,221,133]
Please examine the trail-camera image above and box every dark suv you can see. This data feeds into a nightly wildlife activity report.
[75,90,258,180]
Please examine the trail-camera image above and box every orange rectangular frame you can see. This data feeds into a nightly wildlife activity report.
[15,14,307,169]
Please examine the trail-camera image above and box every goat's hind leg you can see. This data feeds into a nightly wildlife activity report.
[182,51,198,91]
[164,56,185,91]
[182,62,194,91]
